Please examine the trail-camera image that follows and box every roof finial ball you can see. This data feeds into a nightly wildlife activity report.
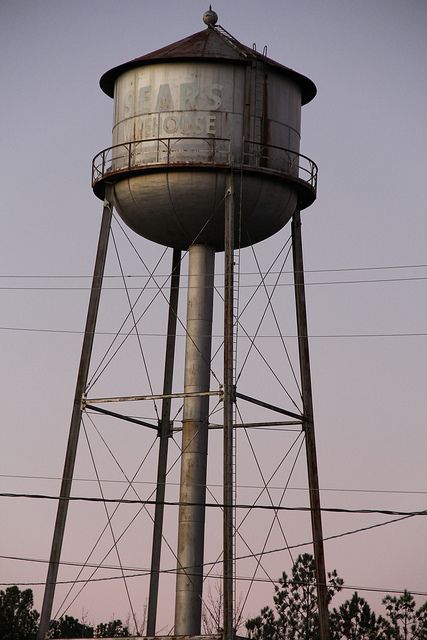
[203,5,218,26]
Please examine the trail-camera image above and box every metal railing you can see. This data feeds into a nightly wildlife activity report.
[92,136,317,194]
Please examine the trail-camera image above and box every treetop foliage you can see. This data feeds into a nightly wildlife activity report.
[246,554,427,640]
[2,561,427,640]
[0,587,130,639]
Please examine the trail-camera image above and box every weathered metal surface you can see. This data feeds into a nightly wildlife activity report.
[175,245,215,635]
[110,61,302,154]
[92,138,317,190]
[94,34,317,251]
[92,137,315,251]
[100,26,316,104]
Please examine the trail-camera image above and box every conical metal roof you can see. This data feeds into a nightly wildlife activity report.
[100,25,316,104]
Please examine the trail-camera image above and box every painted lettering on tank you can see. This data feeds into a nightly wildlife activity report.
[159,113,218,136]
[118,112,219,141]
[163,115,178,134]
[123,83,224,119]
[155,84,175,111]
[206,84,222,110]
[138,86,152,114]
[180,83,199,109]
[123,91,135,118]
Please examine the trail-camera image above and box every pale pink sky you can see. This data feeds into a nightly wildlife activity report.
[1,0,426,632]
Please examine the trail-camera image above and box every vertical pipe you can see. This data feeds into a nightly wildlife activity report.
[292,211,330,640]
[37,187,113,640]
[223,176,235,640]
[174,244,215,635]
[147,248,181,636]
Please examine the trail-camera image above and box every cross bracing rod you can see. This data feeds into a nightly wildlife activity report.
[85,404,159,430]
[235,391,304,421]
[83,390,222,405]
[168,421,302,433]
[206,421,302,429]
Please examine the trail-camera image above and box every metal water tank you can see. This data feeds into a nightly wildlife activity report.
[92,20,317,250]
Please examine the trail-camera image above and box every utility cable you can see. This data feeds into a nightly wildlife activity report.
[2,473,427,495]
[2,262,427,278]
[0,512,424,593]
[3,492,427,517]
[2,325,426,338]
[2,275,427,290]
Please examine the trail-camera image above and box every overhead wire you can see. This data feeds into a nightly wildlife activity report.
[1,275,427,290]
[1,474,426,496]
[0,325,426,338]
[1,509,426,597]
[1,261,427,278]
[3,491,426,518]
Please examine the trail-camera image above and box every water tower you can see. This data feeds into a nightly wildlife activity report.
[38,9,329,640]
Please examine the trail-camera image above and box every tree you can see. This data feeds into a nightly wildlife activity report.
[245,553,343,640]
[383,591,427,640]
[201,583,244,634]
[94,619,130,637]
[330,592,390,640]
[48,614,93,638]
[0,585,39,640]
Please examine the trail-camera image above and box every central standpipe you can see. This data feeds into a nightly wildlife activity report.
[175,244,215,635]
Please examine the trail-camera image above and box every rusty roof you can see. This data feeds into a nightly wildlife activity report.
[100,25,316,104]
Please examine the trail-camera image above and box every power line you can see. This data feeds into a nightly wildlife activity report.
[2,474,426,496]
[0,510,422,594]
[1,325,425,338]
[1,262,427,278]
[2,549,427,598]
[1,275,427,291]
[1,492,427,517]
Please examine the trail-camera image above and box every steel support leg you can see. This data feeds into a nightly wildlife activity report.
[292,210,330,640]
[37,187,113,639]
[223,176,235,640]
[147,248,181,636]
[174,244,215,635]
